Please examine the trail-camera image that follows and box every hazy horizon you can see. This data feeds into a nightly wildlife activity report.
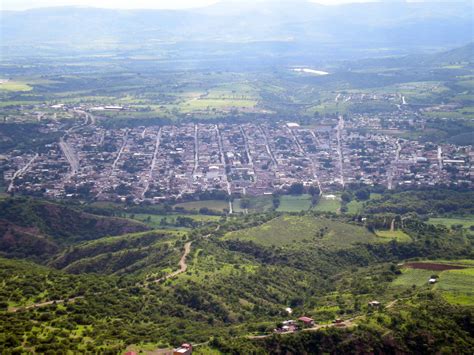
[1,0,438,11]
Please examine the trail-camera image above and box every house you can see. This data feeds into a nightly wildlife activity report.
[298,316,315,326]
[368,300,381,307]
[429,278,437,284]
[174,343,192,355]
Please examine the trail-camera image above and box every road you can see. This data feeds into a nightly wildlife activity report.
[437,145,443,172]
[239,126,257,183]
[335,115,345,188]
[259,125,278,167]
[59,138,80,176]
[248,316,360,340]
[111,129,128,171]
[388,140,401,190]
[7,153,39,192]
[289,127,323,194]
[215,125,233,214]
[141,128,162,199]
[193,124,199,175]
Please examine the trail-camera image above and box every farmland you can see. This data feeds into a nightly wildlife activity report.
[223,215,378,248]
[391,261,474,306]
[428,216,474,229]
[312,196,341,213]
[173,200,229,213]
[276,194,312,212]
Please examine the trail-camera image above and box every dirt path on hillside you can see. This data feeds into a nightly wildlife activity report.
[156,241,192,282]
[8,241,193,313]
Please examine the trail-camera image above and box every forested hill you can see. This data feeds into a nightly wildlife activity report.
[0,198,149,260]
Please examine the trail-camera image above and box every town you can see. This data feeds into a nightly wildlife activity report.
[3,107,472,205]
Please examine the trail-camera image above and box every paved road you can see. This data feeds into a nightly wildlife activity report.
[59,138,80,175]
[259,125,278,167]
[7,153,38,192]
[141,128,162,199]
[215,125,233,214]
[335,115,345,188]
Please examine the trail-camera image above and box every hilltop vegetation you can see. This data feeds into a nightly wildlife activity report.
[0,195,473,352]
[0,198,149,260]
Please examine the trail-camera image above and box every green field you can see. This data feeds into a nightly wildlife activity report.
[346,200,363,214]
[391,268,434,288]
[174,200,229,213]
[428,217,474,229]
[375,230,412,243]
[312,195,341,213]
[276,194,312,212]
[391,263,474,306]
[223,215,377,248]
[233,195,273,213]
[127,213,221,228]
[437,268,474,305]
[0,81,33,91]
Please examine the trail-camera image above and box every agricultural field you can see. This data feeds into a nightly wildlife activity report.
[391,261,474,306]
[375,230,412,243]
[223,215,377,248]
[312,195,341,213]
[428,216,474,229]
[0,80,33,92]
[174,200,229,213]
[233,195,273,213]
[127,213,221,228]
[276,194,312,212]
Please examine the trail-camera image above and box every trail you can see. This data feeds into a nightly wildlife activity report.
[248,316,361,340]
[9,241,193,312]
[9,296,84,313]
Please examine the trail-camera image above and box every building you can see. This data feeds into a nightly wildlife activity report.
[174,343,193,355]
[298,316,315,326]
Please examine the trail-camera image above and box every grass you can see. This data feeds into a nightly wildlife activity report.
[436,268,474,305]
[174,200,229,213]
[0,81,33,91]
[312,195,341,213]
[128,213,220,228]
[391,263,474,306]
[233,195,273,213]
[223,215,377,248]
[428,216,474,229]
[391,268,435,288]
[375,230,412,243]
[277,194,312,212]
[346,200,364,214]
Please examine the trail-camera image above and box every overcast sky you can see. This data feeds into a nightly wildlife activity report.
[2,0,387,11]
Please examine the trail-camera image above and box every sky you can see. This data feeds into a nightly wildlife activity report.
[2,0,386,11]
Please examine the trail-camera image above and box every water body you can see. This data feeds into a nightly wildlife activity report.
[292,68,329,76]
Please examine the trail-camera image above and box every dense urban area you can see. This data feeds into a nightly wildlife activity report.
[4,100,472,206]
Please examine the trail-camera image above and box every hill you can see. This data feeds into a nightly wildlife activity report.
[0,198,149,260]
[2,1,472,60]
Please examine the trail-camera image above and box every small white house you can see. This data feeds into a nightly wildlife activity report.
[429,278,437,284]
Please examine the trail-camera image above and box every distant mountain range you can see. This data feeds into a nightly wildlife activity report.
[1,0,473,59]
